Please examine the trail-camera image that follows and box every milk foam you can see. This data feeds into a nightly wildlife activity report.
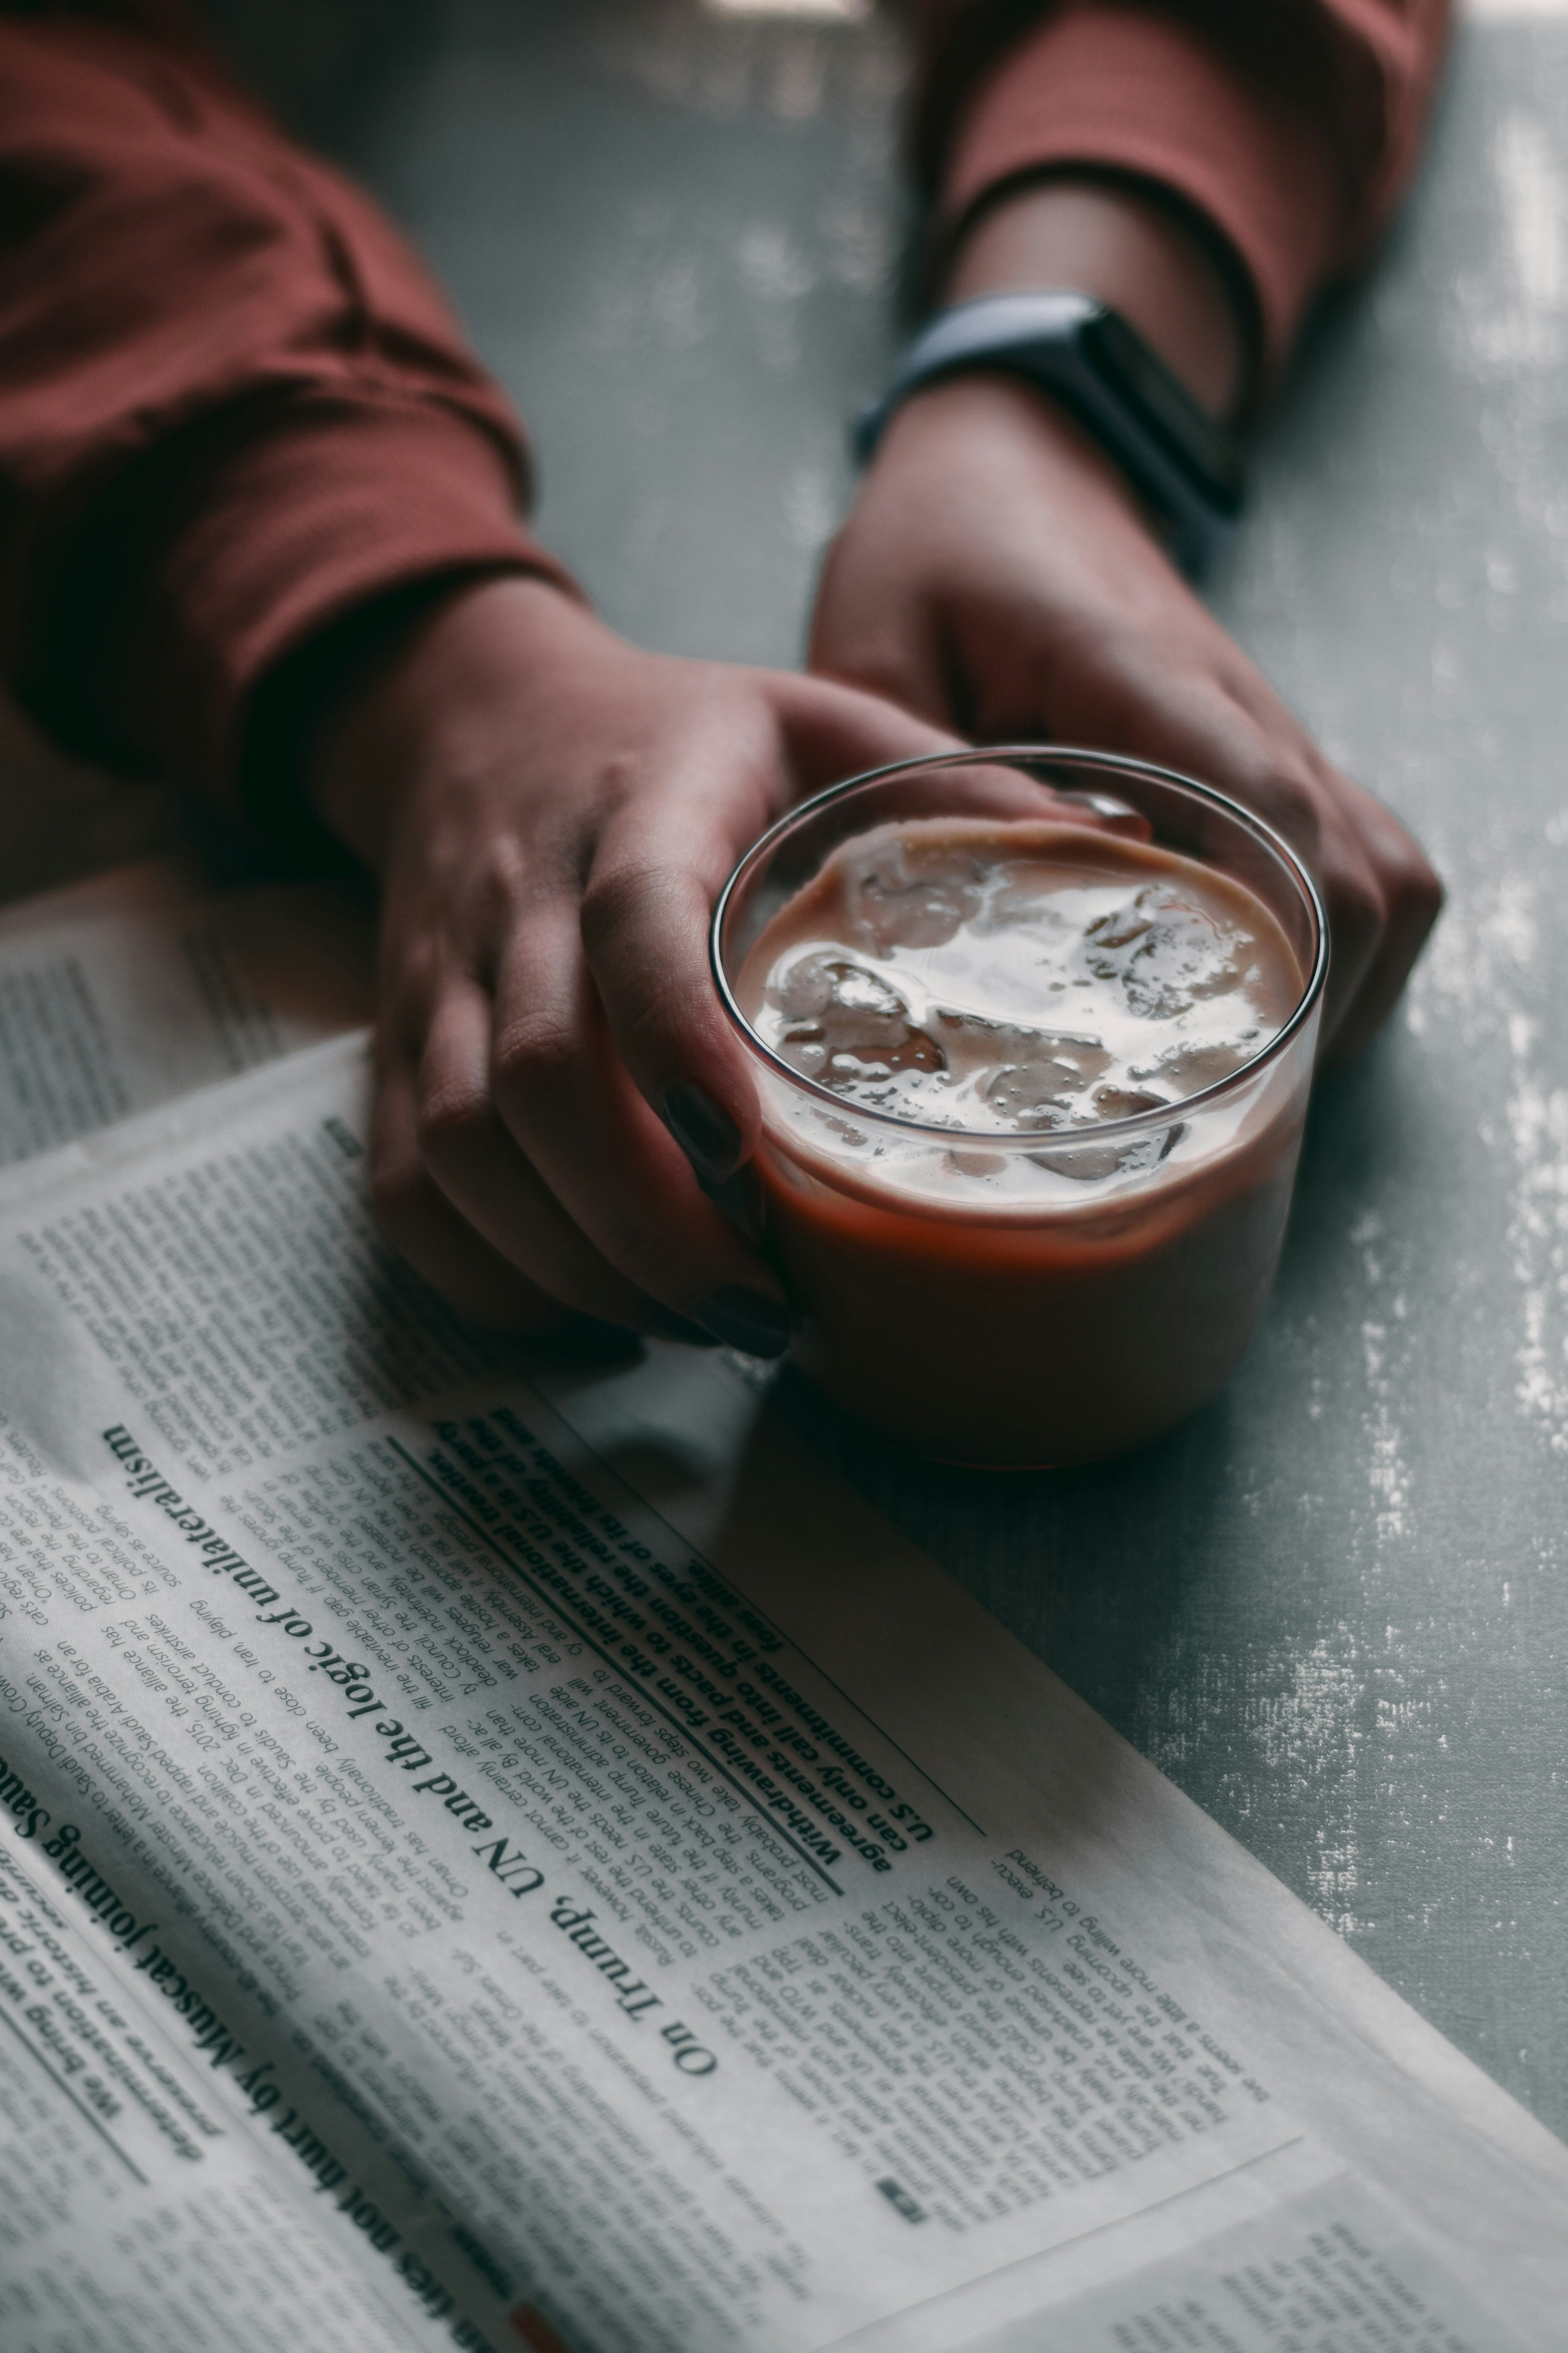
[741,820,1303,1138]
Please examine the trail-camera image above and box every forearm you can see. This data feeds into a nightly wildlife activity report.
[0,9,567,819]
[907,1,1453,399]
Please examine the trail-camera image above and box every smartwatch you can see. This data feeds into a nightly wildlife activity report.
[854,290,1245,576]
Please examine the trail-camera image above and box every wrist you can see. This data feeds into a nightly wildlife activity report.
[874,369,1162,544]
[943,177,1247,421]
[308,572,600,871]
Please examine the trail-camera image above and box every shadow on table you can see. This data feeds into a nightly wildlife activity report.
[764,1353,1240,1712]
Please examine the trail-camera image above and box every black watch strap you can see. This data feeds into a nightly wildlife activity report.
[854,291,1245,576]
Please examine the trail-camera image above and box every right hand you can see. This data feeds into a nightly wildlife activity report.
[810,374,1443,1063]
[309,574,959,1352]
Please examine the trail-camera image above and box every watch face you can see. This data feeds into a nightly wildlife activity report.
[860,293,1244,575]
[1085,309,1245,511]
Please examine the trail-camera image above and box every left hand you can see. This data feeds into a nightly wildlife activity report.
[309,575,959,1349]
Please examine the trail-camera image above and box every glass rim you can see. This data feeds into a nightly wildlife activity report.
[710,744,1331,1149]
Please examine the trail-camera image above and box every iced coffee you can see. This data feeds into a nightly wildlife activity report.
[713,753,1326,1465]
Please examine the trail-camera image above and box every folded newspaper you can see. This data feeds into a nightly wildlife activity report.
[0,868,1562,2353]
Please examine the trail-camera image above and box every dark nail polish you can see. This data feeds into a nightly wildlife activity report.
[701,1166,762,1241]
[664,1084,743,1186]
[643,1306,722,1348]
[697,1286,792,1359]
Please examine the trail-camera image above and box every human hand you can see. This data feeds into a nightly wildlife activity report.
[810,166,1440,1064]
[809,372,1441,1062]
[310,574,958,1351]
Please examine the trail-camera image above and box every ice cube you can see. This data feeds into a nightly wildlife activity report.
[845,838,986,956]
[975,1027,1114,1130]
[772,954,946,1111]
[1082,885,1246,1020]
[1131,1034,1262,1099]
[773,952,905,1024]
[1029,1123,1184,1183]
[1089,1085,1171,1120]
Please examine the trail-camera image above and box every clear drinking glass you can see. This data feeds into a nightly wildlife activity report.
[711,748,1328,1466]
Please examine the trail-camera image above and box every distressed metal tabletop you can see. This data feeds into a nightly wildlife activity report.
[212,0,1568,2143]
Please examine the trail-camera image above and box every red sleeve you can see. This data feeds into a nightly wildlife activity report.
[0,8,578,813]
[908,1,1453,387]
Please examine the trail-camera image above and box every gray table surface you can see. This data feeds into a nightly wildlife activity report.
[209,0,1568,2149]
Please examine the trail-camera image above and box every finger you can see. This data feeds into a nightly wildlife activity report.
[1317,778,1444,1063]
[803,617,1153,839]
[772,665,963,790]
[580,679,958,1189]
[1285,802,1385,1053]
[1019,655,1396,1051]
[776,666,1146,842]
[808,563,960,730]
[489,909,792,1354]
[584,835,759,1180]
[1079,655,1435,1056]
[411,967,716,1341]
[368,1036,567,1331]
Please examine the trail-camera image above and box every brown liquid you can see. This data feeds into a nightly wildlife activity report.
[736,820,1312,1464]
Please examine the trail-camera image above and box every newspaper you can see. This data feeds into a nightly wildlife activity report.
[0,896,1560,2350]
[0,859,372,1168]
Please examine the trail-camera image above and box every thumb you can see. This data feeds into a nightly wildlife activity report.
[774,669,966,798]
[584,679,956,1196]
[776,670,1149,840]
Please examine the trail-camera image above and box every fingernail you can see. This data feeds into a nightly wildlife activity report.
[643,1306,722,1348]
[1055,790,1151,839]
[702,1166,763,1242]
[697,1286,792,1359]
[664,1084,743,1186]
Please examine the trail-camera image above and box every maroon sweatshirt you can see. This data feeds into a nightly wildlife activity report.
[0,1,1452,821]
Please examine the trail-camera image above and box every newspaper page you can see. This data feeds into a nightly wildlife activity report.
[0,861,372,1168]
[0,1033,1561,2353]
